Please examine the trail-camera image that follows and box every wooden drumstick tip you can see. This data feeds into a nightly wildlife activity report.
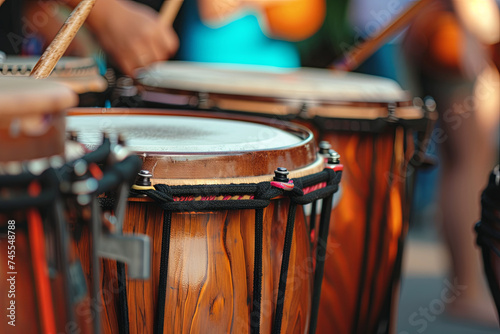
[0,0,5,8]
[30,0,97,79]
[159,0,184,26]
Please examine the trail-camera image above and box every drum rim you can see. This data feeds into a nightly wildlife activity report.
[67,108,320,180]
[136,62,415,115]
[0,56,98,75]
[138,84,424,121]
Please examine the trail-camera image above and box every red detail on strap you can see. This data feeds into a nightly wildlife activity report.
[326,164,344,172]
[271,180,295,191]
[28,181,41,197]
[303,182,326,195]
[89,163,103,180]
[29,209,57,334]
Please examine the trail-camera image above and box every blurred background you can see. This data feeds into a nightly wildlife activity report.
[1,0,499,333]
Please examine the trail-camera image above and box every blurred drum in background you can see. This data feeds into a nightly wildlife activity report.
[0,77,90,334]
[66,108,342,334]
[135,61,435,333]
[0,77,145,334]
[0,56,107,106]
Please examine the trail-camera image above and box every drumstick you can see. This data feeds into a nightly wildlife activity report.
[0,0,5,7]
[30,0,96,79]
[159,0,184,26]
[332,0,434,71]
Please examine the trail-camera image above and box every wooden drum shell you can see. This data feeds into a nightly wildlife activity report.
[316,129,412,334]
[136,62,423,333]
[67,109,319,334]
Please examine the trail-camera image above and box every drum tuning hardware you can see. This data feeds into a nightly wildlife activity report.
[327,150,341,165]
[319,141,332,155]
[117,134,126,146]
[111,135,131,162]
[274,167,290,182]
[413,97,424,108]
[197,92,210,109]
[102,132,110,143]
[387,103,398,123]
[73,159,88,177]
[92,182,151,279]
[68,131,78,141]
[136,170,153,186]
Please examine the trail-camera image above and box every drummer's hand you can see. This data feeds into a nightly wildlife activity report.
[84,0,179,76]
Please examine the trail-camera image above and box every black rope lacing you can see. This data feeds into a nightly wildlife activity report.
[0,143,341,334]
[0,140,142,334]
[251,208,264,334]
[129,168,342,334]
[117,261,130,334]
[154,211,172,334]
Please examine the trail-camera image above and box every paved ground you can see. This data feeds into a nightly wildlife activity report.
[397,224,499,334]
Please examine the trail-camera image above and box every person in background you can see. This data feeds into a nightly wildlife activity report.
[0,0,22,55]
[174,0,325,67]
[403,0,500,325]
[0,0,179,76]
[298,0,500,328]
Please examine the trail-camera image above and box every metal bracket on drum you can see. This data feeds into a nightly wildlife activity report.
[96,183,151,279]
[387,102,398,123]
[66,140,150,334]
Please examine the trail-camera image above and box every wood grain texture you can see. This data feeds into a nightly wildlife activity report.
[0,112,66,162]
[159,0,183,26]
[30,0,97,79]
[0,211,94,334]
[0,222,38,334]
[76,199,312,333]
[316,129,413,334]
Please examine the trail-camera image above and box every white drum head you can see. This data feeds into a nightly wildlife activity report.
[138,61,409,104]
[66,114,302,153]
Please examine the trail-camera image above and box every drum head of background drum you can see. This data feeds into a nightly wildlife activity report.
[67,109,322,183]
[139,61,408,103]
[137,62,422,117]
[0,77,77,165]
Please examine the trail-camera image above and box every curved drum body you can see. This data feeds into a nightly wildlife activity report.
[67,108,341,334]
[0,78,88,334]
[0,56,107,107]
[137,62,432,333]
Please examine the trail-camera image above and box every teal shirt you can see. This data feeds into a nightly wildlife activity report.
[176,0,300,68]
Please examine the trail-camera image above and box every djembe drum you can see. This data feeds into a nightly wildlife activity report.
[0,77,145,334]
[0,77,87,334]
[135,62,434,333]
[0,56,107,106]
[66,108,342,334]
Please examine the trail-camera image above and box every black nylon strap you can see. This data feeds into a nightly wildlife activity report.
[154,211,172,334]
[251,208,264,334]
[117,261,130,334]
[271,202,297,334]
[131,168,342,333]
[308,192,334,334]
